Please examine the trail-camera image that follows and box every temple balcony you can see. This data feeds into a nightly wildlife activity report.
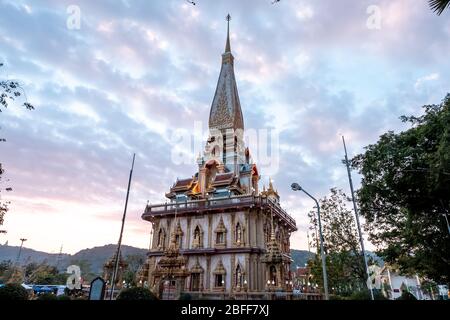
[142,194,297,232]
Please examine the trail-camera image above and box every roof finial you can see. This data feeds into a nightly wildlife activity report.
[225,14,231,53]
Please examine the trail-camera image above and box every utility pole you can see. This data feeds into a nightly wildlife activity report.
[342,136,374,300]
[15,238,27,266]
[56,244,63,270]
[109,153,136,300]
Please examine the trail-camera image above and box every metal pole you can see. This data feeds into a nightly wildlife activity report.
[342,136,374,300]
[109,153,136,300]
[299,188,329,300]
[15,238,27,266]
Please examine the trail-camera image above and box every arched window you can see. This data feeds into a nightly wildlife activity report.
[235,222,243,245]
[174,221,184,249]
[213,259,226,289]
[157,228,166,249]
[192,225,203,249]
[214,216,227,248]
[270,265,277,286]
[235,264,243,288]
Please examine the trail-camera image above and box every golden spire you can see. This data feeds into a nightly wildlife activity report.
[268,178,274,191]
[225,14,231,53]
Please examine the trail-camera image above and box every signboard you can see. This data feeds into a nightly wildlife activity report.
[89,277,106,300]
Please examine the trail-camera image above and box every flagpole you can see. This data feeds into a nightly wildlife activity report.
[109,153,136,300]
[342,136,374,300]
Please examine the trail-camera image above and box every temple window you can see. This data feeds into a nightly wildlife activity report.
[270,265,277,285]
[215,274,224,287]
[235,222,243,245]
[213,259,226,290]
[174,221,184,249]
[191,273,201,291]
[235,264,243,288]
[157,228,166,250]
[192,225,203,248]
[216,232,225,244]
[214,216,227,248]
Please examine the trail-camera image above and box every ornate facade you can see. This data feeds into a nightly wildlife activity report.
[140,16,296,299]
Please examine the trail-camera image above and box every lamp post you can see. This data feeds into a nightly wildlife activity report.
[291,182,329,300]
[15,238,27,266]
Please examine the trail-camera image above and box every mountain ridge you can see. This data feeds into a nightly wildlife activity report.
[0,244,350,275]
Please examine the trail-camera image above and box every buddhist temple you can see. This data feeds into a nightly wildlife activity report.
[139,15,296,299]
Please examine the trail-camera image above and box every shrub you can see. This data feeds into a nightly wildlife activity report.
[0,283,29,300]
[396,291,417,300]
[116,287,158,300]
[57,295,71,301]
[349,289,387,300]
[37,293,58,300]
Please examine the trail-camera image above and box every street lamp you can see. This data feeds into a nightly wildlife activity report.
[15,238,27,266]
[291,182,329,300]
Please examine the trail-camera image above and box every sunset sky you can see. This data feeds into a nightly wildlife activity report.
[0,0,449,254]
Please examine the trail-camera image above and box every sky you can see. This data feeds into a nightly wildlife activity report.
[0,0,449,255]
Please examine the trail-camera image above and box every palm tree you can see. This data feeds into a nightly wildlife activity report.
[429,0,450,15]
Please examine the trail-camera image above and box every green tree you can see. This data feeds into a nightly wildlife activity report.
[0,283,29,300]
[123,254,145,286]
[1,62,34,228]
[307,188,367,296]
[116,287,158,300]
[0,63,34,112]
[352,94,450,284]
[24,262,39,279]
[27,263,66,285]
[429,0,450,15]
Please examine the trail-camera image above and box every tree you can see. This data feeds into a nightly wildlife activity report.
[123,254,145,286]
[1,62,34,228]
[307,188,368,296]
[0,283,29,300]
[27,263,66,285]
[429,0,450,15]
[352,94,450,284]
[0,260,12,278]
[116,287,158,300]
[0,63,34,112]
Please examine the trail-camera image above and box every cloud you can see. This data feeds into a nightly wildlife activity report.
[0,0,449,253]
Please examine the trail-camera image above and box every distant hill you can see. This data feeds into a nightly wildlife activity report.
[0,244,148,276]
[0,244,381,276]
[290,249,315,269]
